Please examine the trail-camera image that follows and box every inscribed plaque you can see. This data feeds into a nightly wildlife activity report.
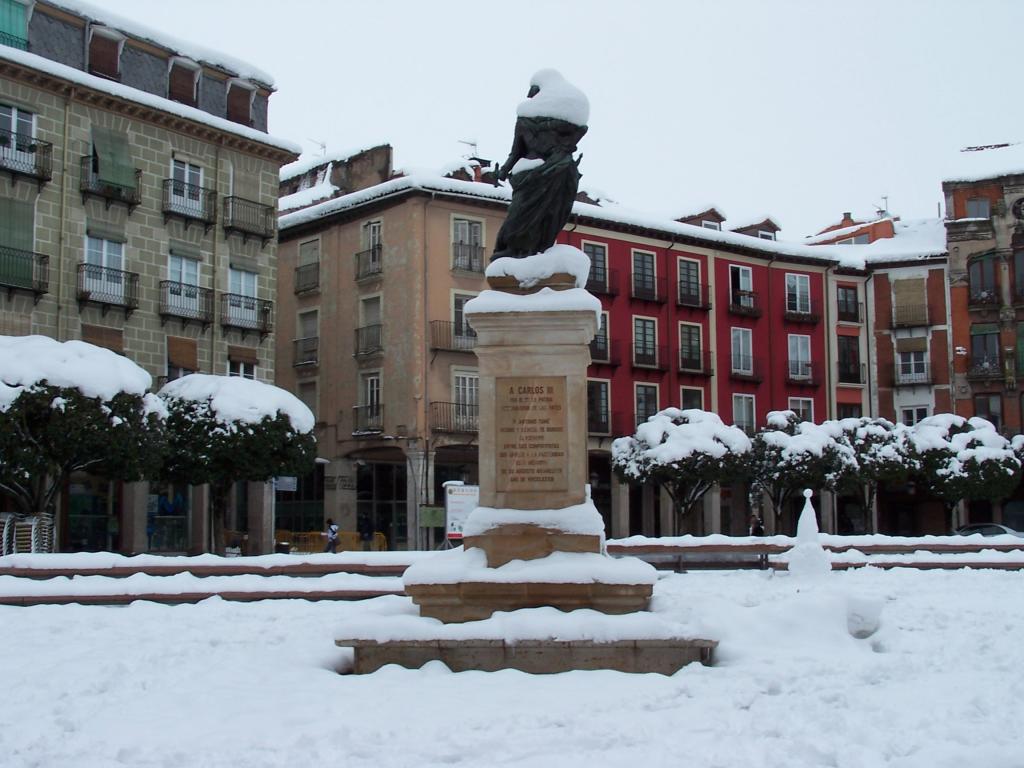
[495,376,568,492]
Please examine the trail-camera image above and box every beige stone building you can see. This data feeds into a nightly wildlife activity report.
[0,1,297,553]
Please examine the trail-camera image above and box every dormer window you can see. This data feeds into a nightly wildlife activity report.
[88,26,124,81]
[701,220,721,231]
[226,79,254,126]
[758,230,776,241]
[168,58,200,107]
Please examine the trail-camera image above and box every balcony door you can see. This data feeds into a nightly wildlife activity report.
[167,252,200,317]
[453,293,476,347]
[454,371,479,431]
[730,264,753,309]
[228,267,258,328]
[731,327,752,374]
[85,236,124,302]
[0,104,34,172]
[788,334,811,379]
[170,159,203,217]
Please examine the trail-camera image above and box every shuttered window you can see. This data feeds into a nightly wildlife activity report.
[167,337,198,372]
[0,197,33,251]
[168,63,198,106]
[91,127,135,188]
[0,0,28,44]
[227,84,252,125]
[81,324,124,353]
[88,32,121,79]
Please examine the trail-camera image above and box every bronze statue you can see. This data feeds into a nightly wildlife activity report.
[491,70,589,261]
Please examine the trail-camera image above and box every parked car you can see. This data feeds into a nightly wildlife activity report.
[954,523,1024,538]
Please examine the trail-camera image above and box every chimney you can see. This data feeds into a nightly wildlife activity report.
[842,211,851,222]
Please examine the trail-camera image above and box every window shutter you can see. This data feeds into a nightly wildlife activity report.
[0,0,28,40]
[892,278,924,304]
[0,197,34,252]
[970,323,999,335]
[228,345,258,364]
[81,323,124,353]
[167,337,198,371]
[168,239,201,260]
[896,337,927,352]
[91,127,135,188]
[168,64,197,105]
[227,85,251,124]
[89,33,121,79]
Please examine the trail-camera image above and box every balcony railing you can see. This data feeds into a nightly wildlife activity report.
[586,268,619,296]
[729,354,764,382]
[589,337,621,366]
[223,196,275,244]
[632,343,667,370]
[293,336,319,366]
[77,263,140,315]
[837,301,863,323]
[892,363,932,387]
[294,262,320,294]
[631,275,667,303]
[786,360,822,386]
[0,245,48,300]
[451,242,485,272]
[430,402,479,433]
[729,289,761,318]
[892,304,929,328]
[679,349,713,376]
[356,245,383,279]
[161,179,217,230]
[355,324,383,355]
[677,280,711,310]
[967,355,1002,380]
[0,128,53,186]
[429,320,476,351]
[352,404,383,434]
[783,302,820,324]
[0,32,28,50]
[968,287,1000,308]
[837,362,865,385]
[79,156,141,210]
[158,281,213,325]
[220,293,273,336]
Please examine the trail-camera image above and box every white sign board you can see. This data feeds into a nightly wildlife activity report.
[275,476,297,492]
[444,482,478,541]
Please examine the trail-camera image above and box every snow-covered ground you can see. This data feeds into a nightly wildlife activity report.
[2,567,1022,767]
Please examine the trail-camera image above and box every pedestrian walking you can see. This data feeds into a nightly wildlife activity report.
[323,518,339,553]
[748,513,768,569]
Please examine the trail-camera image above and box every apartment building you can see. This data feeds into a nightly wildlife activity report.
[0,1,298,553]
[276,150,873,546]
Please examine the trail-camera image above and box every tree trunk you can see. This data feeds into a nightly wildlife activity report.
[211,483,230,555]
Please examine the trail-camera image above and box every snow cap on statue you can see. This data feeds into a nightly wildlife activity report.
[516,69,590,127]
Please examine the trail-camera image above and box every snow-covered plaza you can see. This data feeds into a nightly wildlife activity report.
[2,566,1021,768]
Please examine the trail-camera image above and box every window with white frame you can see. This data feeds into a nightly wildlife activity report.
[633,316,657,366]
[362,220,382,249]
[733,394,756,434]
[731,327,752,373]
[84,235,125,302]
[453,218,482,245]
[900,406,929,426]
[588,379,610,433]
[169,158,203,216]
[591,311,610,361]
[583,242,607,290]
[680,387,703,410]
[632,250,656,297]
[679,323,702,370]
[785,273,811,314]
[788,397,813,422]
[453,370,479,431]
[227,267,258,328]
[166,251,200,316]
[452,218,483,271]
[788,334,811,379]
[228,359,256,379]
[897,350,927,384]
[757,230,776,241]
[678,258,701,305]
[453,292,477,344]
[356,371,382,431]
[729,264,754,309]
[635,384,659,425]
[700,220,721,231]
[0,103,35,170]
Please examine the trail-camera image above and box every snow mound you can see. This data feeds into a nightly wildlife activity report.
[485,244,591,289]
[463,496,607,538]
[516,69,589,126]
[0,335,152,410]
[159,374,314,433]
[465,287,602,323]
[786,490,832,580]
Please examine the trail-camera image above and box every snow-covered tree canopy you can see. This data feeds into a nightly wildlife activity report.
[159,374,313,434]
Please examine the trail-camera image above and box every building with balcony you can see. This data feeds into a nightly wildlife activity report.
[0,1,298,554]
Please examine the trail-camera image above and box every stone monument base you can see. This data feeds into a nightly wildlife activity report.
[336,637,716,675]
[463,523,602,567]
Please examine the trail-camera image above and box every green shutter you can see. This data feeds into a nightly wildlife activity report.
[0,197,35,288]
[970,323,999,335]
[0,0,28,41]
[91,126,136,189]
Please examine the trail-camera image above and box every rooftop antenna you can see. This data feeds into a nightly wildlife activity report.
[457,138,478,158]
[874,195,890,218]
[307,138,327,157]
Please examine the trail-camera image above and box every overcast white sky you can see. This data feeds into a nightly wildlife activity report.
[105,0,1024,238]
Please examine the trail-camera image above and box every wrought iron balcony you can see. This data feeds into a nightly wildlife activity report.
[77,263,140,316]
[892,363,932,387]
[967,355,1002,380]
[451,242,485,272]
[632,344,667,370]
[783,302,820,324]
[729,289,761,318]
[79,156,141,210]
[679,349,713,376]
[589,337,621,366]
[968,287,1000,309]
[892,304,929,328]
[294,262,319,294]
[0,129,52,187]
[586,268,619,296]
[355,245,383,279]
[729,354,764,382]
[355,324,383,355]
[220,293,273,337]
[293,336,319,366]
[430,320,476,351]
[159,281,213,326]
[837,301,863,323]
[161,179,217,230]
[837,362,865,385]
[430,402,479,433]
[786,360,822,386]
[223,196,275,244]
[631,275,667,303]
[352,404,383,434]
[0,32,28,50]
[677,280,711,310]
[0,246,48,301]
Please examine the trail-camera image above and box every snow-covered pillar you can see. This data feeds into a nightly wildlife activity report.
[246,480,274,555]
[121,480,149,555]
[659,487,675,537]
[610,472,630,539]
[189,484,210,554]
[405,448,434,551]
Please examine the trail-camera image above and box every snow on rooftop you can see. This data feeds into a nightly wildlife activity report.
[0,45,300,155]
[729,216,780,231]
[811,218,947,269]
[159,374,314,434]
[516,69,589,126]
[671,204,726,220]
[47,0,276,86]
[278,169,338,212]
[803,219,881,245]
[943,142,1024,184]
[280,145,388,182]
